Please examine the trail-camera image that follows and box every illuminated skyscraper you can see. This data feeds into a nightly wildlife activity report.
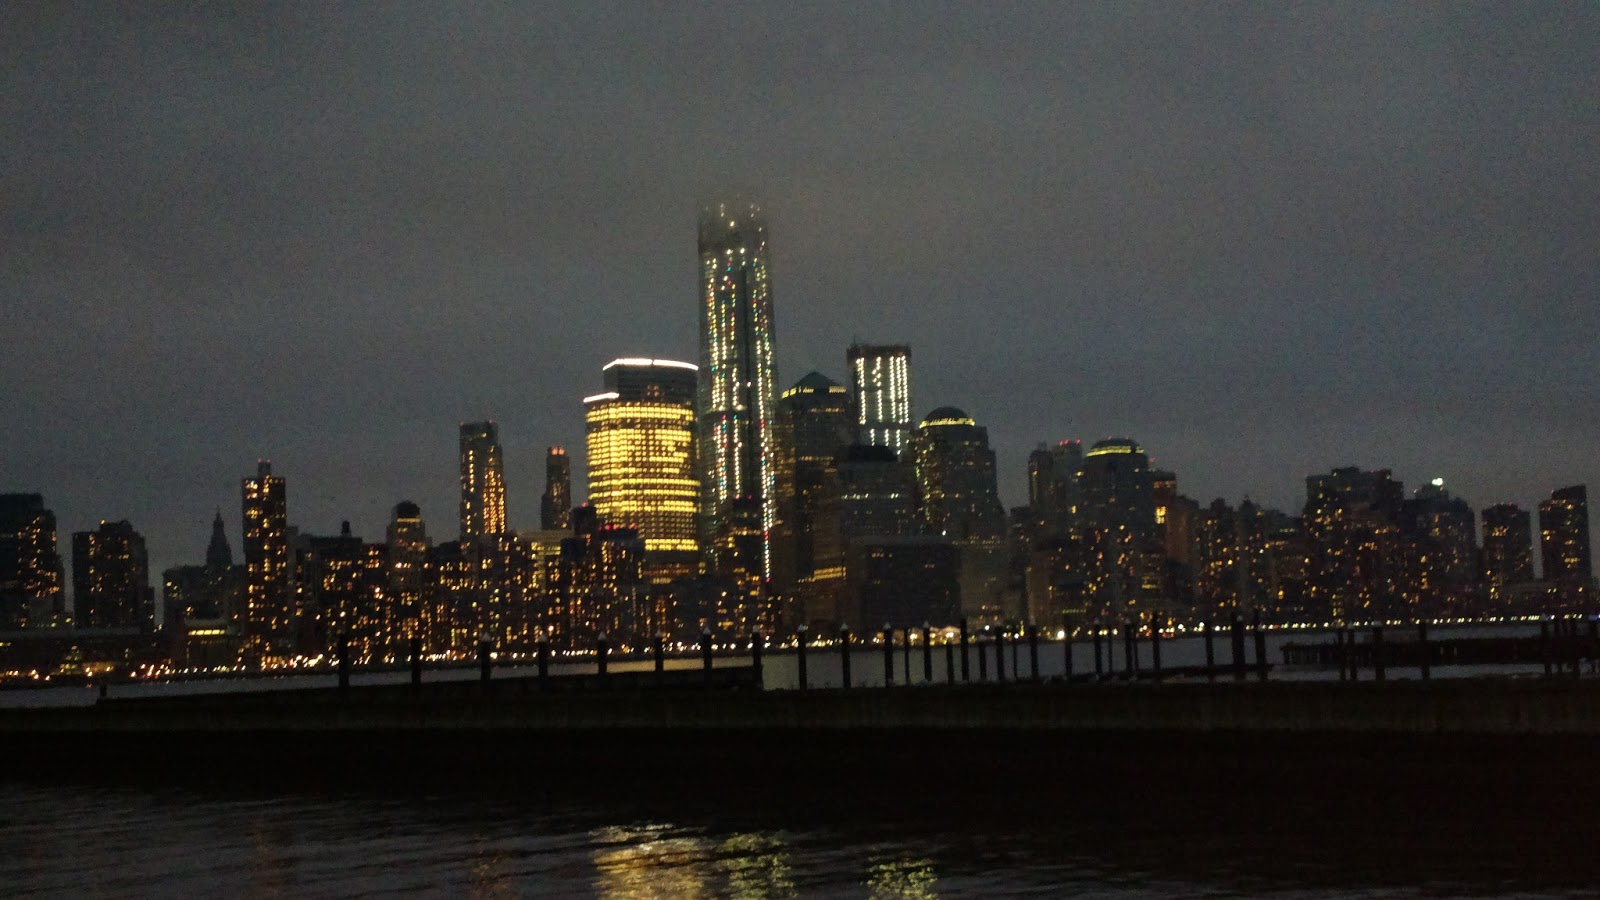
[459,422,507,539]
[1539,485,1592,606]
[0,493,64,628]
[586,359,701,581]
[848,343,912,455]
[697,201,778,581]
[242,460,292,655]
[386,501,428,646]
[71,520,154,631]
[541,447,573,530]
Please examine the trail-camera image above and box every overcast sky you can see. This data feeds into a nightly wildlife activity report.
[4,3,1597,584]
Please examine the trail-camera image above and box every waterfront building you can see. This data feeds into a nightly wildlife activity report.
[1539,485,1592,608]
[911,407,1008,619]
[71,520,154,631]
[386,501,428,645]
[459,422,507,540]
[585,358,701,582]
[696,200,779,583]
[1302,467,1407,622]
[241,461,292,657]
[844,535,960,629]
[540,447,573,530]
[1481,502,1535,604]
[773,372,856,598]
[293,522,387,660]
[0,493,64,629]
[848,343,912,456]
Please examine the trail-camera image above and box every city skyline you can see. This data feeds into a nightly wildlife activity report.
[4,5,1597,585]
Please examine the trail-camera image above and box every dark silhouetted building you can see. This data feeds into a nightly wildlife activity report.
[845,535,960,629]
[0,493,64,629]
[1482,502,1535,605]
[540,447,573,531]
[773,372,856,603]
[912,407,1008,619]
[1540,485,1592,608]
[72,520,154,631]
[386,501,428,646]
[1303,467,1406,622]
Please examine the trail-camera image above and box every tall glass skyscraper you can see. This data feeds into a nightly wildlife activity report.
[697,201,778,581]
[848,343,912,456]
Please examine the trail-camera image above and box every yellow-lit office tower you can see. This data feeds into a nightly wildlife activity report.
[241,460,291,659]
[848,343,912,457]
[586,358,701,582]
[459,421,507,540]
[697,201,779,583]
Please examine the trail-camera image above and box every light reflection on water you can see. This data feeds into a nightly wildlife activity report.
[1,781,1593,898]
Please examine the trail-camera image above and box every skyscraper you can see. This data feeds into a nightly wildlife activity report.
[1539,485,1592,606]
[848,343,912,455]
[541,447,573,530]
[459,422,507,540]
[71,520,154,631]
[697,200,778,582]
[242,460,291,655]
[1481,502,1534,601]
[912,407,1008,619]
[774,372,856,591]
[0,493,64,629]
[586,359,701,581]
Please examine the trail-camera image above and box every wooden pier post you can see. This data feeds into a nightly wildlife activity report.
[750,631,763,684]
[1372,626,1386,682]
[1149,616,1162,679]
[479,636,494,683]
[1093,628,1104,678]
[337,633,350,693]
[654,632,665,682]
[1203,620,1215,682]
[977,626,990,681]
[796,625,809,690]
[922,623,934,683]
[840,624,852,689]
[410,635,422,688]
[1253,609,1268,682]
[537,633,550,688]
[1123,620,1136,679]
[1417,621,1431,680]
[882,624,895,687]
[1230,611,1246,681]
[701,628,714,687]
[959,617,971,682]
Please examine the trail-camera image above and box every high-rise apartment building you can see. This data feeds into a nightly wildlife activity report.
[697,201,778,581]
[459,422,507,539]
[1481,502,1534,601]
[848,343,912,455]
[242,460,292,655]
[586,359,701,581]
[1539,485,1592,605]
[71,520,154,631]
[0,493,64,629]
[541,447,573,530]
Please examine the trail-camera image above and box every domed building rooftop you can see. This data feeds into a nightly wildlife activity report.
[921,407,977,427]
[1086,437,1144,457]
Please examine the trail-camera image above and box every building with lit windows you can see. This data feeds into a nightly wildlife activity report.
[1302,467,1407,622]
[911,408,1008,619]
[0,493,64,629]
[1482,502,1534,603]
[541,447,573,530]
[459,422,507,540]
[386,501,428,645]
[848,343,912,455]
[586,359,701,582]
[71,520,155,631]
[697,202,778,585]
[773,372,856,593]
[294,522,387,660]
[1539,485,1592,608]
[242,461,292,657]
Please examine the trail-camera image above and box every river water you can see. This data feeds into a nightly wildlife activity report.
[2,778,1593,898]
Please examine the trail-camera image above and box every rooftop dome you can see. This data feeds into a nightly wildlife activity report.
[921,407,976,427]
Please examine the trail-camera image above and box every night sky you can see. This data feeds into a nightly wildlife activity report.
[5,4,1597,586]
